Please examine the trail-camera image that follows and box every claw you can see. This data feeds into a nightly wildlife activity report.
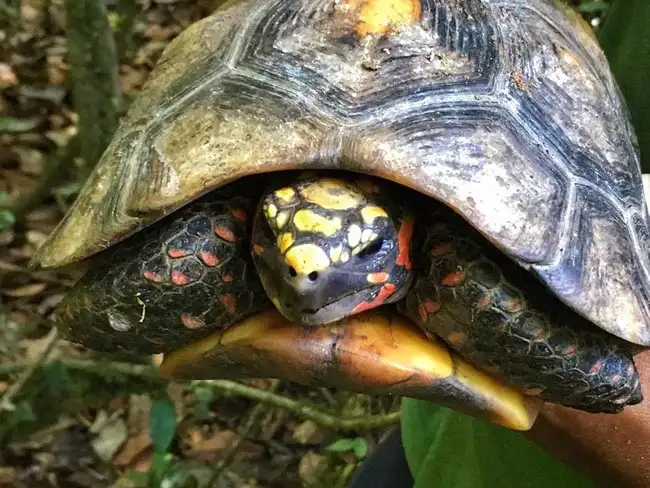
[160,309,541,431]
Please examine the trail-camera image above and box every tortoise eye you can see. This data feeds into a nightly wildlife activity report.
[356,238,384,259]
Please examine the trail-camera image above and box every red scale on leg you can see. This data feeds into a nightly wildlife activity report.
[430,242,452,257]
[230,207,248,222]
[167,249,190,258]
[590,359,603,375]
[562,345,577,356]
[180,314,205,329]
[441,271,466,287]
[219,294,237,314]
[171,271,191,286]
[198,251,220,267]
[144,270,165,283]
[214,225,237,242]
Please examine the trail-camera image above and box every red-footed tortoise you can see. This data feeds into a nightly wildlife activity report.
[32,0,649,431]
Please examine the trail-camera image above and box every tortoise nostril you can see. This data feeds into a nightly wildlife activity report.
[288,266,297,277]
[284,301,293,309]
[308,271,318,281]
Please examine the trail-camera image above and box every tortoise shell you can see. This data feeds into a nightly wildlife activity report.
[33,0,650,346]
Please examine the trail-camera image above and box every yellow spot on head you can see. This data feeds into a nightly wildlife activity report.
[275,187,296,203]
[276,211,290,229]
[347,224,362,247]
[285,244,331,275]
[330,244,343,263]
[341,250,350,263]
[361,206,388,224]
[300,179,365,210]
[361,228,374,243]
[266,203,278,219]
[294,209,342,236]
[345,0,422,38]
[277,232,294,253]
[367,272,389,284]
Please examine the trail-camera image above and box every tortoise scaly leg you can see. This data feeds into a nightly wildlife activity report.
[54,180,272,355]
[401,204,643,413]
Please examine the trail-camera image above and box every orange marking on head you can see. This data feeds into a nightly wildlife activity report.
[180,314,204,329]
[222,273,233,283]
[396,216,414,270]
[231,208,247,222]
[214,225,237,242]
[199,251,219,267]
[253,244,264,256]
[351,283,396,315]
[345,0,422,38]
[219,294,237,314]
[367,271,389,284]
[144,270,164,283]
[171,271,190,286]
[441,271,465,287]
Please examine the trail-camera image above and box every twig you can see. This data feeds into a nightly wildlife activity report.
[0,358,400,431]
[195,379,401,431]
[0,357,161,380]
[0,327,59,412]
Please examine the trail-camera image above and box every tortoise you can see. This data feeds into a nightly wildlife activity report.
[32,0,650,432]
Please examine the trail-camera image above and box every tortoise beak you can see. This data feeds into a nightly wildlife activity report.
[160,309,541,431]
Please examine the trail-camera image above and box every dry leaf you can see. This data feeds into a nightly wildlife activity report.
[182,428,237,461]
[91,418,128,462]
[113,432,152,468]
[127,394,152,435]
[292,421,326,445]
[298,451,330,486]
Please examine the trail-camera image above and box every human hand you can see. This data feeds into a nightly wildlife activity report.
[525,350,650,488]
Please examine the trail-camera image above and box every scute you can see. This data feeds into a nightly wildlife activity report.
[33,0,650,345]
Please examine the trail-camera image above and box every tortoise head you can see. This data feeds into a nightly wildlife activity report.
[251,175,414,325]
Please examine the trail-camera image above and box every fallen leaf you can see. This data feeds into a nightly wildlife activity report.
[113,432,153,468]
[92,418,128,462]
[181,428,237,461]
[0,466,16,484]
[127,394,152,436]
[292,421,326,445]
[298,451,330,486]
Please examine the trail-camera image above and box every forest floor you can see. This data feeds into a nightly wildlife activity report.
[0,1,610,487]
